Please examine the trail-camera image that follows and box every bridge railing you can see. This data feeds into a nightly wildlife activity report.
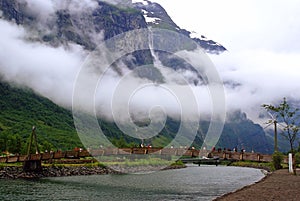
[0,148,287,164]
[210,150,285,163]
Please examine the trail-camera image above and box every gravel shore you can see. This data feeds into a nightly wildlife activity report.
[214,169,300,201]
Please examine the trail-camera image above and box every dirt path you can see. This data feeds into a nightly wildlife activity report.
[214,169,300,201]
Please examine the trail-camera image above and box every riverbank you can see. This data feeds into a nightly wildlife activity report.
[214,169,300,201]
[0,163,186,179]
[227,161,273,172]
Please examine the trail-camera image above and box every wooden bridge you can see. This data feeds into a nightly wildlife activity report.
[0,148,275,164]
[0,128,279,172]
[0,148,200,163]
[180,151,276,166]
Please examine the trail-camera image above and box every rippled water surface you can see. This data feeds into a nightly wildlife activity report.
[0,165,264,201]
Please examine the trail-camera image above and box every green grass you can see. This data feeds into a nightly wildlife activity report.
[0,162,23,168]
[229,160,274,171]
[102,158,174,167]
[170,160,184,166]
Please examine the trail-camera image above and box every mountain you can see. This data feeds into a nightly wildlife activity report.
[0,0,226,85]
[0,0,274,154]
[0,0,225,61]
[133,0,226,54]
[0,80,273,154]
[218,111,272,153]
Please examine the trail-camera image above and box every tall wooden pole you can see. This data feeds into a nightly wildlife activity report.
[33,127,39,154]
[26,126,40,156]
[27,126,35,156]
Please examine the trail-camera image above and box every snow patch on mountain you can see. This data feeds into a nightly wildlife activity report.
[132,0,149,6]
[144,15,161,24]
[190,32,207,40]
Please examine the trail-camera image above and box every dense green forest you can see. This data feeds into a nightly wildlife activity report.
[0,81,82,154]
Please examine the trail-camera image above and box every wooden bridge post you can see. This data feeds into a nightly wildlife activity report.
[23,126,42,172]
[23,159,42,172]
[222,151,226,159]
[240,152,244,161]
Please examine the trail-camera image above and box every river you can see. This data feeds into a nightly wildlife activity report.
[0,165,265,201]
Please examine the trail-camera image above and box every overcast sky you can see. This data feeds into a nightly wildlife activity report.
[151,0,300,121]
[152,0,300,52]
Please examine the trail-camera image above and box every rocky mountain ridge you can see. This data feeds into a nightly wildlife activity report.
[0,0,226,83]
[0,0,226,52]
[133,0,226,53]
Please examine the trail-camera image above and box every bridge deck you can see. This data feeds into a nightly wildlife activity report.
[0,148,278,164]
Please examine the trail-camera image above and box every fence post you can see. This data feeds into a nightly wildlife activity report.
[289,153,293,174]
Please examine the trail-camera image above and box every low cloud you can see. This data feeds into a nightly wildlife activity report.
[210,50,300,123]
[0,18,215,124]
[0,20,84,107]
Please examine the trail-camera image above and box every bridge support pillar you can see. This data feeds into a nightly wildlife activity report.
[23,160,42,172]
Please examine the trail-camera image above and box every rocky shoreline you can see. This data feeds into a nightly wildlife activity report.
[0,164,186,179]
[0,166,119,179]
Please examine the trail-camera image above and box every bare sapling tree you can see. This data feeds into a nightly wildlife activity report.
[263,97,300,174]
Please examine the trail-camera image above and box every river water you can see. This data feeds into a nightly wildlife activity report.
[0,165,265,201]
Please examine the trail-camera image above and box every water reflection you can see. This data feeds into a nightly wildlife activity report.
[0,165,265,201]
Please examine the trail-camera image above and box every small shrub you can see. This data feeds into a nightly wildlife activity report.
[171,160,184,166]
[88,162,106,168]
[295,152,300,165]
[0,163,5,169]
[272,152,283,170]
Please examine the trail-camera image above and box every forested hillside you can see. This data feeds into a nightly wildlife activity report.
[0,81,82,154]
[0,80,273,154]
[0,81,183,153]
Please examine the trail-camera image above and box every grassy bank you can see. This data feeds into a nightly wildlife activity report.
[228,161,274,171]
[102,158,179,167]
